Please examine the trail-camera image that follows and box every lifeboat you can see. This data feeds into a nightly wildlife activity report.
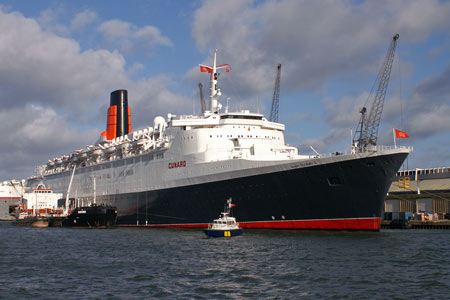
[118,141,131,157]
[47,160,55,169]
[69,152,79,163]
[90,148,104,162]
[78,151,88,162]
[54,158,62,167]
[61,155,70,168]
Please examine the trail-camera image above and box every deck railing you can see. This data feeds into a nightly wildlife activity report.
[316,145,414,159]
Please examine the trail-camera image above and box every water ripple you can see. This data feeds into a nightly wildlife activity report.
[0,223,449,299]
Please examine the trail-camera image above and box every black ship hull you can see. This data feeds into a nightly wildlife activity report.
[95,151,408,231]
[62,205,117,228]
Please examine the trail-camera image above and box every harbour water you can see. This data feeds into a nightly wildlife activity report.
[0,222,448,299]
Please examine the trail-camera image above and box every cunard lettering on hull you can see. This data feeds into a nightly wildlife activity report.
[168,161,186,169]
[28,44,412,231]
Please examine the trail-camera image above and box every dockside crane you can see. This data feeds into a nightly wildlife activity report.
[353,34,399,152]
[269,64,282,122]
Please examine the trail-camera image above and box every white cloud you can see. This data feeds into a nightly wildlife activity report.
[402,65,450,138]
[392,0,450,40]
[317,62,450,152]
[298,127,351,155]
[121,75,191,130]
[323,94,368,128]
[0,9,128,114]
[0,8,188,181]
[98,19,130,39]
[98,19,172,53]
[0,104,98,180]
[71,9,97,30]
[37,7,69,36]
[190,0,450,100]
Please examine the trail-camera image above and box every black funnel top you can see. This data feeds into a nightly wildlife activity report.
[110,90,129,137]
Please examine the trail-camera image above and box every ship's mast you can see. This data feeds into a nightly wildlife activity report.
[92,175,96,205]
[65,165,76,215]
[209,49,222,113]
[199,50,230,115]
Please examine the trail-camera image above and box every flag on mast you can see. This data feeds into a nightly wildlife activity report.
[199,63,231,73]
[199,65,213,73]
[394,129,409,138]
[393,128,409,148]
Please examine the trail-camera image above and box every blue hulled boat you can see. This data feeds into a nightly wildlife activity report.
[204,198,242,237]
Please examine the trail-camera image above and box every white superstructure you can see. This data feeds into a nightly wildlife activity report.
[22,185,63,211]
[15,184,64,220]
[29,50,307,202]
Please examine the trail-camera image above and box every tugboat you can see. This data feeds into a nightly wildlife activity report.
[62,204,117,228]
[204,198,242,237]
[62,174,117,228]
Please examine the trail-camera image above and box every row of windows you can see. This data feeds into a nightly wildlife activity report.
[232,126,257,129]
[46,152,165,179]
[187,134,280,140]
[117,169,134,177]
[48,167,134,189]
[220,115,262,120]
[34,190,52,194]
[396,167,450,177]
[209,134,280,140]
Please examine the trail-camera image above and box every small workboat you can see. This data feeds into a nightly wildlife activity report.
[62,204,117,228]
[61,170,117,228]
[204,198,242,237]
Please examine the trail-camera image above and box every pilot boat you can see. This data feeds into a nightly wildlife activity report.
[204,198,242,237]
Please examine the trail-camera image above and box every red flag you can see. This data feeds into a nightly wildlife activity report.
[199,65,213,73]
[394,129,409,138]
[217,64,231,72]
[199,64,231,73]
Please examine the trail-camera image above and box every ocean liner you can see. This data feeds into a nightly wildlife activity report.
[27,46,411,231]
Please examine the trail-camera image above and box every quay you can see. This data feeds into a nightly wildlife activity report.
[383,166,450,229]
[381,220,450,229]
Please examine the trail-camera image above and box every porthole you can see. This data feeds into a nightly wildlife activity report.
[327,177,342,186]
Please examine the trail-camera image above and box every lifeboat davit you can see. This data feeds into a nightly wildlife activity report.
[47,160,55,169]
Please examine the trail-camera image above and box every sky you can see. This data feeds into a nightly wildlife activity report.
[0,0,449,181]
